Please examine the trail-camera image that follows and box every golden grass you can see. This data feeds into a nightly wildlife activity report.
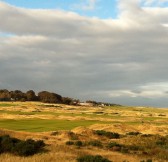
[0,102,168,162]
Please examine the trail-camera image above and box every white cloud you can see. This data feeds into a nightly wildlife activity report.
[108,82,168,98]
[143,0,168,6]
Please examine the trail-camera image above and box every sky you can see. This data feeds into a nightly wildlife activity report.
[0,0,168,107]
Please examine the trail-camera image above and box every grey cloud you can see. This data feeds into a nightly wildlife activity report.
[0,1,168,107]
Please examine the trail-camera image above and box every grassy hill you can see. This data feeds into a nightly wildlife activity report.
[0,102,167,162]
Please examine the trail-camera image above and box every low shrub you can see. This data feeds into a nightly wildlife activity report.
[126,132,141,136]
[0,135,19,152]
[0,135,45,156]
[95,130,120,139]
[13,139,45,156]
[120,147,129,153]
[75,141,83,147]
[155,136,167,146]
[156,140,166,146]
[127,145,142,151]
[88,140,103,148]
[14,141,36,156]
[146,160,152,162]
[140,134,153,137]
[68,131,78,140]
[77,155,112,162]
[140,160,153,162]
[66,141,74,145]
[107,142,126,152]
[107,142,122,149]
[107,142,142,153]
[51,131,59,136]
[66,140,83,147]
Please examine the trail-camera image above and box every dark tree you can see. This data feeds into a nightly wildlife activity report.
[10,90,26,101]
[26,90,37,101]
[62,97,73,105]
[38,91,62,103]
[0,89,11,101]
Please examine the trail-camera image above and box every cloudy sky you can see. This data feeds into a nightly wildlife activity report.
[0,0,168,107]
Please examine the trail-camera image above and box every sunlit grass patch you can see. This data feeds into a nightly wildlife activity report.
[0,103,17,107]
[0,119,113,132]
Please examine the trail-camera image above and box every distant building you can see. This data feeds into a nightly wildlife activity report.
[78,102,94,106]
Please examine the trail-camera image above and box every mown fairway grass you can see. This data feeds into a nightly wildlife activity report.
[0,119,112,132]
[0,109,125,119]
[0,102,167,132]
[0,103,17,107]
[0,110,36,115]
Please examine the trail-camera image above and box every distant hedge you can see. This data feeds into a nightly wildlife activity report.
[0,135,45,156]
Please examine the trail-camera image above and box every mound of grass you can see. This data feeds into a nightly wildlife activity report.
[67,131,79,140]
[121,134,168,160]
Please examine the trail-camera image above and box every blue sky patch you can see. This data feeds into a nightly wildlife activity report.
[1,0,118,19]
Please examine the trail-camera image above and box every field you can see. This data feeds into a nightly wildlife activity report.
[0,102,168,162]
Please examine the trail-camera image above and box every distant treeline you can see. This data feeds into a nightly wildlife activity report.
[0,89,78,105]
[0,89,121,106]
